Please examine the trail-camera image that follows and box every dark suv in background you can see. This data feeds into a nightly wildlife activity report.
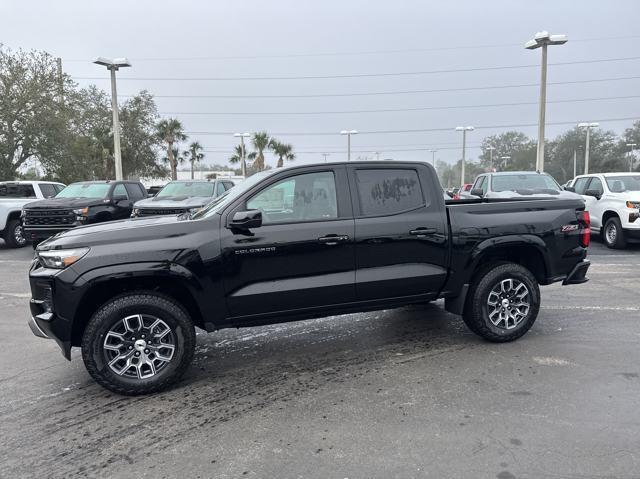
[23,180,147,247]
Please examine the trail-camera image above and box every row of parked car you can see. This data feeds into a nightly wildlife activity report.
[444,170,640,249]
[0,178,235,249]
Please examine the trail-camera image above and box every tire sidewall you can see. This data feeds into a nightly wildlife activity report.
[474,264,540,340]
[82,294,195,394]
[604,218,624,249]
[4,219,26,248]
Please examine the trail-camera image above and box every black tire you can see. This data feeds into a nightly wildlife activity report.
[3,219,27,248]
[462,262,540,342]
[81,293,196,395]
[603,217,627,249]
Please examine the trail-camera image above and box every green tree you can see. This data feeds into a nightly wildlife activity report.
[0,46,72,179]
[269,139,295,167]
[156,118,187,180]
[229,144,244,165]
[478,131,536,172]
[162,146,185,173]
[184,141,205,179]
[250,131,270,171]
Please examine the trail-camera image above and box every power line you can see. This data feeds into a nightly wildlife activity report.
[157,94,640,116]
[185,116,639,136]
[119,75,640,99]
[71,56,640,82]
[61,34,640,62]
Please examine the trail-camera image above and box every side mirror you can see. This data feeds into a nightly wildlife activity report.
[584,189,601,200]
[229,210,262,230]
[470,188,484,197]
[113,194,128,202]
[564,186,575,192]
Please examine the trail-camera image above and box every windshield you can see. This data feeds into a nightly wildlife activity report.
[191,171,274,219]
[56,183,110,198]
[157,181,215,198]
[605,175,640,192]
[491,174,561,192]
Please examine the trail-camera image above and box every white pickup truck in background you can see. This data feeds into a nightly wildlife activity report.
[0,181,65,248]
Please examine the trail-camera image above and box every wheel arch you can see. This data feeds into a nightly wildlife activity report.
[602,210,620,229]
[69,268,207,347]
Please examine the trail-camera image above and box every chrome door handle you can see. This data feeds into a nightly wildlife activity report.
[410,228,437,237]
[318,235,349,245]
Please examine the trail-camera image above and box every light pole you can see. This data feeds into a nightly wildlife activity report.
[455,126,474,185]
[486,146,496,170]
[578,122,599,174]
[93,57,131,180]
[626,143,637,171]
[525,31,568,172]
[500,156,511,170]
[233,132,250,177]
[340,130,358,161]
[430,149,438,167]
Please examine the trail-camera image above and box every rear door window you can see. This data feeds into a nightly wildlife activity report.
[354,168,425,217]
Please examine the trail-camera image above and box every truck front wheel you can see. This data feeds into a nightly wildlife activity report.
[463,262,540,342]
[81,293,196,395]
[3,219,27,248]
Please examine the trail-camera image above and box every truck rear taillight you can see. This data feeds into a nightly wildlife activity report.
[579,211,590,247]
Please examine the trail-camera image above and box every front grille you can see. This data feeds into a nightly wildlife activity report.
[24,209,75,226]
[137,208,186,216]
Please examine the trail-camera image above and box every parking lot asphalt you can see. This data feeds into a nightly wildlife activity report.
[0,239,639,479]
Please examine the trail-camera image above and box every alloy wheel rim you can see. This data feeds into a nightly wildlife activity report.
[606,223,617,244]
[14,224,26,246]
[103,314,176,379]
[486,278,530,330]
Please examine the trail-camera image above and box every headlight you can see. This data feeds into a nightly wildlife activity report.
[132,208,140,217]
[21,209,26,218]
[626,201,640,209]
[73,207,89,216]
[189,207,202,214]
[38,248,89,269]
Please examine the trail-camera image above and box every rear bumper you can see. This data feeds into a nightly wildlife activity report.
[562,260,590,285]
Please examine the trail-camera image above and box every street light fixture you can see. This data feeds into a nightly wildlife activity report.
[578,122,599,174]
[93,57,131,181]
[233,132,251,177]
[525,31,568,173]
[340,130,358,161]
[455,126,474,185]
[626,143,637,171]
[429,149,438,167]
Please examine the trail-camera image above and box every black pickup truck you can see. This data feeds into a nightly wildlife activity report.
[28,162,590,395]
[22,180,147,247]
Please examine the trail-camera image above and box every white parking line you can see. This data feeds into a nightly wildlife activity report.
[543,305,640,311]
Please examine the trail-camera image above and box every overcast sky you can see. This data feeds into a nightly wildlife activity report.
[3,0,640,167]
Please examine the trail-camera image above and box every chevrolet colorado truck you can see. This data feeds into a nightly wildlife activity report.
[28,162,591,395]
[22,180,147,247]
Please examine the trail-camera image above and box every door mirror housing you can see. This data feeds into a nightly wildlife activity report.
[112,194,128,202]
[470,188,484,197]
[584,189,601,200]
[564,186,575,192]
[229,210,262,231]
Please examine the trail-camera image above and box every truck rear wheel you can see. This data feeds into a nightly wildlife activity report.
[463,262,540,342]
[3,219,27,248]
[81,293,196,395]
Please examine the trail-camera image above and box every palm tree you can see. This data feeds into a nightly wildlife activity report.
[250,131,270,171]
[162,147,185,173]
[184,141,205,179]
[269,140,295,168]
[156,118,187,180]
[229,144,244,164]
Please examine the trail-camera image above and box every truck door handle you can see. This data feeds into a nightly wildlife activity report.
[410,228,437,237]
[318,234,349,245]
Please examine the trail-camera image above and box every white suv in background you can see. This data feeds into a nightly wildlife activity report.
[569,173,640,249]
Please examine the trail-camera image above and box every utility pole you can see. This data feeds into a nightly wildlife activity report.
[525,31,568,172]
[234,133,250,177]
[340,130,358,161]
[455,126,474,186]
[626,143,637,171]
[486,146,495,171]
[573,149,577,178]
[56,57,64,104]
[578,122,599,174]
[430,149,438,167]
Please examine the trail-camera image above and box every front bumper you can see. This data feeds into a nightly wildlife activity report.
[28,315,50,338]
[24,226,74,241]
[562,260,590,285]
